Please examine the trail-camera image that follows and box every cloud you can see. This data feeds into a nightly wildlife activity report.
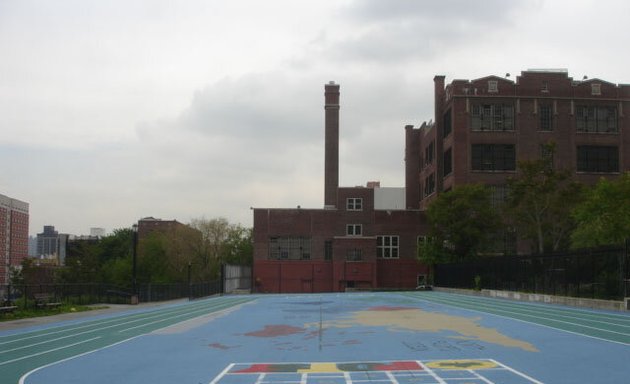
[317,0,539,64]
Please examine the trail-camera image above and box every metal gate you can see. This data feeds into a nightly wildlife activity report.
[223,264,252,294]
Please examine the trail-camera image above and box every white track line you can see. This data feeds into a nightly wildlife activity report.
[407,293,630,346]
[0,337,100,366]
[433,292,630,325]
[411,293,630,337]
[18,299,253,384]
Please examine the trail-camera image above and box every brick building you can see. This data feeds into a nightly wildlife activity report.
[1,194,29,285]
[405,70,630,254]
[253,82,428,293]
[408,70,630,211]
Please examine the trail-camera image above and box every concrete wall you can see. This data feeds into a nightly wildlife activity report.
[434,286,629,312]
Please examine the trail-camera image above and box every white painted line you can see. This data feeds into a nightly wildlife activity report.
[490,359,544,384]
[470,369,493,384]
[18,335,143,384]
[438,291,630,320]
[0,336,100,366]
[16,299,251,384]
[434,292,630,327]
[209,363,235,384]
[255,373,266,384]
[415,360,447,384]
[1,332,87,354]
[3,302,227,352]
[117,301,241,332]
[1,299,222,346]
[408,293,630,343]
[437,295,630,336]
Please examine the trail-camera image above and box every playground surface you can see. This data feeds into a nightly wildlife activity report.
[1,291,629,383]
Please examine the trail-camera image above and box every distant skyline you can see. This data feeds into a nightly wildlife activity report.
[2,0,630,236]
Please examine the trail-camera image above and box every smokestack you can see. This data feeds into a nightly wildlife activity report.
[324,81,340,208]
[405,125,421,209]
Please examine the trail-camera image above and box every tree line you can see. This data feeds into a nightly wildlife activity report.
[13,217,252,287]
[420,151,630,265]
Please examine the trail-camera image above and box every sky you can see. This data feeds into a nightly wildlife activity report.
[1,0,630,236]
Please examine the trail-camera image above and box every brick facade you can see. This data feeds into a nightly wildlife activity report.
[404,70,630,254]
[0,194,29,285]
[253,82,428,293]
[409,70,630,211]
[253,189,428,293]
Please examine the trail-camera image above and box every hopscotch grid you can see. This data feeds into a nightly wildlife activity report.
[216,360,540,384]
[489,359,544,384]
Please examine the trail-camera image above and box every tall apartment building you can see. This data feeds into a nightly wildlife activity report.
[0,194,29,285]
[36,225,59,258]
[406,70,630,210]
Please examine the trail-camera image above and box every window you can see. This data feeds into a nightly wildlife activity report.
[471,103,514,131]
[539,104,553,131]
[541,81,549,93]
[541,144,554,170]
[488,80,498,93]
[424,140,435,167]
[471,144,516,171]
[346,249,362,261]
[576,106,617,133]
[346,224,362,236]
[324,240,332,260]
[346,198,363,211]
[591,83,601,96]
[489,185,508,209]
[269,237,311,260]
[577,146,619,173]
[377,236,399,258]
[443,148,452,177]
[424,173,435,197]
[443,109,452,138]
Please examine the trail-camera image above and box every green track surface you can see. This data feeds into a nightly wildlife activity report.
[0,296,253,384]
[401,291,630,345]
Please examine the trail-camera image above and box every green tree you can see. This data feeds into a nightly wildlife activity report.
[421,184,500,263]
[221,226,253,265]
[505,153,583,254]
[59,229,134,285]
[571,173,630,248]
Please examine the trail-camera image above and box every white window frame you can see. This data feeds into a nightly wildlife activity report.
[377,235,399,259]
[346,224,362,236]
[346,198,363,211]
[488,80,498,93]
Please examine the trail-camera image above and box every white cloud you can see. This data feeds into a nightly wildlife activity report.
[1,0,629,235]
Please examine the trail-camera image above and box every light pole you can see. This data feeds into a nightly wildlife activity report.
[187,261,192,300]
[131,223,138,304]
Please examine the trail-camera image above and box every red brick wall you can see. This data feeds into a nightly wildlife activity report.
[377,259,428,288]
[253,260,333,293]
[10,211,29,267]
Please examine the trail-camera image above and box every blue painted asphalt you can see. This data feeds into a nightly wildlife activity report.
[2,292,630,384]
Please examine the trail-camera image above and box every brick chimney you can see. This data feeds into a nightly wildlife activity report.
[404,125,421,209]
[324,81,340,208]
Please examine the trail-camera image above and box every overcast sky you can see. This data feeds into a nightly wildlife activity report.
[2,0,629,236]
